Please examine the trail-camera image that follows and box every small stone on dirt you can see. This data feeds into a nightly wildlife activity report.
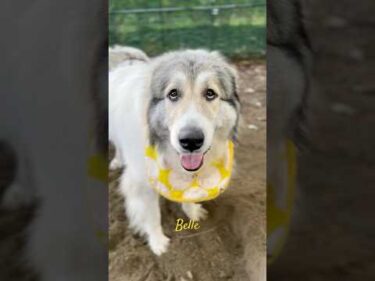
[219,270,227,278]
[245,87,255,93]
[186,271,193,279]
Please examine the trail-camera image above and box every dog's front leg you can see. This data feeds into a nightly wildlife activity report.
[121,175,170,255]
[181,202,208,221]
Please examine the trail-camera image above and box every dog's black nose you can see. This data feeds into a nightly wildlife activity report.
[179,128,204,152]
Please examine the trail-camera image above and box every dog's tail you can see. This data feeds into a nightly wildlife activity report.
[109,46,149,70]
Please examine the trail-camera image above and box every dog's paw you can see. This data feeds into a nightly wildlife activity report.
[109,158,122,170]
[148,233,170,256]
[182,203,208,221]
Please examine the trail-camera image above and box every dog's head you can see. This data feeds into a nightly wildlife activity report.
[148,50,240,172]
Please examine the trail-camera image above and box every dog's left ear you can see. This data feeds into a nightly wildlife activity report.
[210,51,240,103]
[211,51,241,142]
[227,64,240,106]
[227,66,241,143]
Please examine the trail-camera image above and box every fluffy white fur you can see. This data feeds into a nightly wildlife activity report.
[110,61,170,254]
[109,49,239,255]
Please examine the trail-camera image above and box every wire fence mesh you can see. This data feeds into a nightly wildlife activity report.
[109,0,266,59]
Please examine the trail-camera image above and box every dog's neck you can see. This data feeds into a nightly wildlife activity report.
[145,139,234,203]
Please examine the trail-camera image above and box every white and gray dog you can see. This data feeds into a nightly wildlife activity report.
[109,47,240,255]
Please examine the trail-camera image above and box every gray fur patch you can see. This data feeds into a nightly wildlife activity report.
[147,49,241,145]
[147,97,169,147]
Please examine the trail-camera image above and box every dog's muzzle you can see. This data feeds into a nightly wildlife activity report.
[178,127,204,152]
[178,127,205,171]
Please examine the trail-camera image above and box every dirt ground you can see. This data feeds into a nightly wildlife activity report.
[109,61,266,281]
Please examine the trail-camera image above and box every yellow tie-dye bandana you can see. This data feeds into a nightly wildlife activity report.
[145,141,234,203]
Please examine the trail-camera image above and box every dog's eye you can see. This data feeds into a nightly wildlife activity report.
[167,89,180,102]
[204,89,218,101]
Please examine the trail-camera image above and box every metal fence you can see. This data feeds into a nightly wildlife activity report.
[109,1,266,59]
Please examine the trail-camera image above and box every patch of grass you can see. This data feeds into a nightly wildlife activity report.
[110,24,265,59]
[109,4,265,58]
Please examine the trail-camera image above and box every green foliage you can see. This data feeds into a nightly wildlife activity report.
[109,0,266,58]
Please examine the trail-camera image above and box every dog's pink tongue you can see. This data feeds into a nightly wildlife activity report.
[180,153,204,171]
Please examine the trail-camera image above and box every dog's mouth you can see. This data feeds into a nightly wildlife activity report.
[180,153,204,172]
